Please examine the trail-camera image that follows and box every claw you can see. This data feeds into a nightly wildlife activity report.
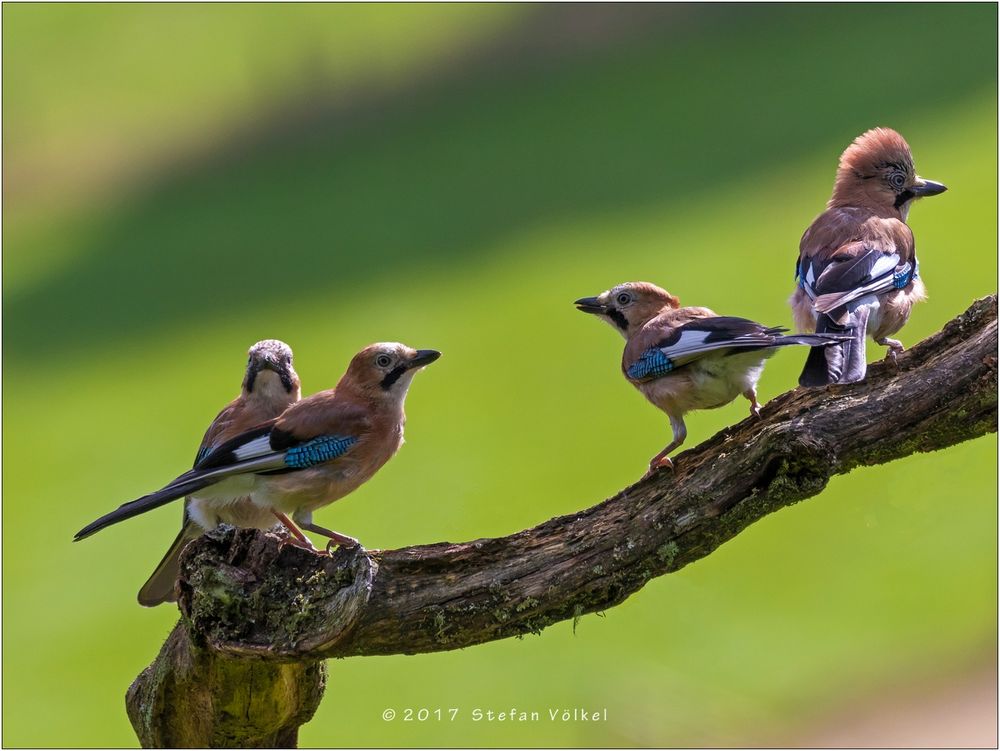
[877,337,904,369]
[643,455,674,480]
[325,535,360,554]
[279,535,319,553]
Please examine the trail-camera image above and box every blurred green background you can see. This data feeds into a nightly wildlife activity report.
[3,4,996,747]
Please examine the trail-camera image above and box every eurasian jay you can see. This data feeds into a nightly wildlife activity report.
[576,282,846,475]
[76,343,440,571]
[137,339,301,606]
[792,127,946,386]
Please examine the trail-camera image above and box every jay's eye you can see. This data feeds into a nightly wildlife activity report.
[375,354,392,368]
[888,171,906,189]
[616,292,632,306]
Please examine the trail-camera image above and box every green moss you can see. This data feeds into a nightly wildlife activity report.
[514,597,539,613]
[518,616,554,636]
[656,542,679,568]
[432,610,450,644]
[572,604,585,634]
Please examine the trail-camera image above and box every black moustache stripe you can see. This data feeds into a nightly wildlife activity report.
[380,365,408,390]
[246,365,295,394]
[894,189,915,208]
[608,308,629,331]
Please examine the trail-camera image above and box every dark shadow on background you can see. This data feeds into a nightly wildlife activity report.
[4,3,996,361]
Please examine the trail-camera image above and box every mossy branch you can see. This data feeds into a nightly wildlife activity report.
[127,295,997,747]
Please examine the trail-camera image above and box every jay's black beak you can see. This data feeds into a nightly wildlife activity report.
[248,357,294,391]
[574,296,607,314]
[409,349,442,368]
[911,177,947,197]
[256,357,281,374]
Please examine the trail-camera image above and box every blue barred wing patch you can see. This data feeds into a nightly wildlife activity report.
[892,260,917,289]
[284,435,358,469]
[627,348,675,381]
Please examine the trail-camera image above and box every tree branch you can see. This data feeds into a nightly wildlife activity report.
[126,626,325,748]
[127,295,997,746]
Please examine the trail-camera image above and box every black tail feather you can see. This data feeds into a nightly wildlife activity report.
[74,474,213,541]
[800,342,838,387]
[839,306,871,383]
[137,518,201,606]
[798,308,870,387]
[776,332,852,348]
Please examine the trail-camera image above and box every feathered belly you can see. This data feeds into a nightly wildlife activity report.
[187,496,276,531]
[188,474,273,531]
[870,279,926,340]
[250,455,391,516]
[189,474,257,507]
[639,352,768,414]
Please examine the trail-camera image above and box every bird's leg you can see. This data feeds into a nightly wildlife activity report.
[876,336,905,367]
[298,520,361,552]
[271,511,318,551]
[643,414,687,479]
[744,387,762,419]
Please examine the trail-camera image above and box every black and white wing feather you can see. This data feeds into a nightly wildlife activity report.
[799,248,917,315]
[626,317,842,382]
[74,420,359,541]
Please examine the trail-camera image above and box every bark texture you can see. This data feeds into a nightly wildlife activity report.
[127,295,998,747]
[126,625,325,748]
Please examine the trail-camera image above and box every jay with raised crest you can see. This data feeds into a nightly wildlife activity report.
[792,127,946,386]
[76,343,441,584]
[576,282,846,476]
[136,339,301,606]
